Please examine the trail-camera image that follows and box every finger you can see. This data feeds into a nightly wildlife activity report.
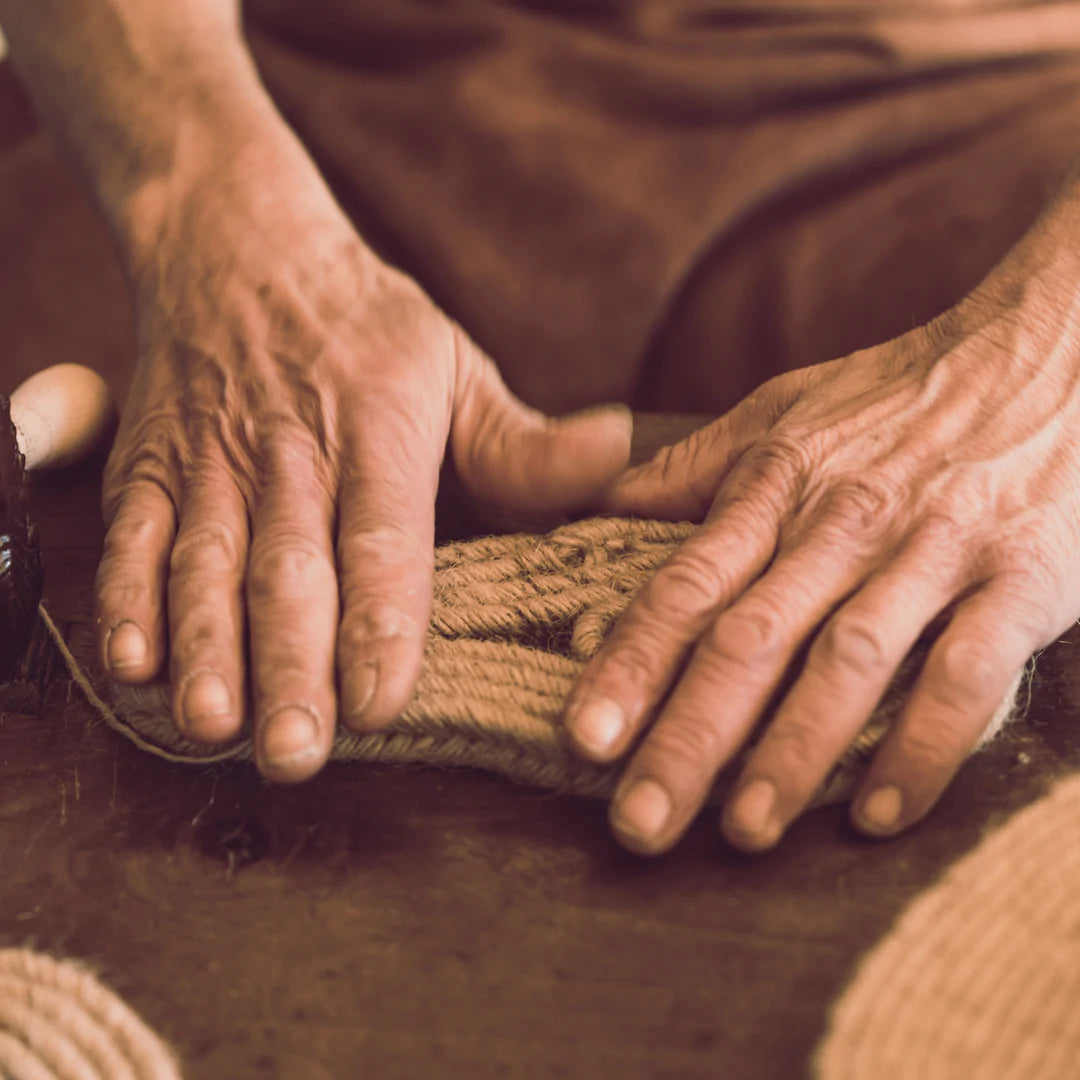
[246,447,338,783]
[607,516,885,855]
[599,370,813,520]
[850,581,1052,838]
[167,471,249,743]
[94,480,175,682]
[722,530,964,851]
[563,440,809,764]
[564,493,780,764]
[451,340,632,514]
[336,417,439,732]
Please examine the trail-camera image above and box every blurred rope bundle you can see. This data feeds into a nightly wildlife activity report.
[0,949,181,1080]
[816,769,1080,1079]
[44,517,1023,805]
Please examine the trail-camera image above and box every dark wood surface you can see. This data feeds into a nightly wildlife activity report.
[3,407,1080,1080]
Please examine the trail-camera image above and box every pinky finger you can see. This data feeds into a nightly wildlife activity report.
[852,581,1052,837]
[94,481,176,682]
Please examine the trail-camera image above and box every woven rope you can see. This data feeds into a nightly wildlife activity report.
[0,949,182,1080]
[815,768,1080,1079]
[44,517,1024,804]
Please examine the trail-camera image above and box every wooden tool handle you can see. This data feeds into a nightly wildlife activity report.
[10,364,114,471]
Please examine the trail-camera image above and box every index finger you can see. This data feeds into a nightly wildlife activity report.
[564,460,790,762]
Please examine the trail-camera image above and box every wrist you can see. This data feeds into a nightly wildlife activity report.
[112,91,334,277]
[953,186,1080,375]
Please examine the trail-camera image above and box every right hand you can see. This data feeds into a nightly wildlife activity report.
[93,161,632,782]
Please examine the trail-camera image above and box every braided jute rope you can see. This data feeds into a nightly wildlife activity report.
[815,769,1080,1079]
[0,949,181,1080]
[43,517,1025,805]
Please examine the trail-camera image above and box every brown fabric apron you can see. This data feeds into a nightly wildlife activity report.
[4,2,1080,415]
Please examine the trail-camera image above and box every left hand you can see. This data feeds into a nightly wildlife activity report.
[564,239,1080,853]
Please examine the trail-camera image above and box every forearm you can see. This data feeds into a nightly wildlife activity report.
[985,154,1080,320]
[0,0,333,273]
[935,151,1080,392]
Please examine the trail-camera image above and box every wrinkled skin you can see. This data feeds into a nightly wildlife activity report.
[566,224,1080,853]
[94,187,631,782]
[18,0,1080,856]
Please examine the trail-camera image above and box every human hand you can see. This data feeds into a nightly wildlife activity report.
[93,165,631,783]
[564,248,1080,852]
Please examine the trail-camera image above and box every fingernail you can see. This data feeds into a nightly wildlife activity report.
[571,696,625,756]
[727,779,780,844]
[261,706,320,769]
[614,779,671,845]
[342,661,378,726]
[181,673,232,739]
[106,621,147,671]
[858,784,904,835]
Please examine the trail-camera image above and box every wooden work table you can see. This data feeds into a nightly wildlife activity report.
[2,410,1080,1080]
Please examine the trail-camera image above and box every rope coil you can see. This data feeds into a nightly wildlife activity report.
[43,517,1024,805]
[815,770,1080,1079]
[0,950,182,1080]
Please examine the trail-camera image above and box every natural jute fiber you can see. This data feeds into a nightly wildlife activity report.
[0,949,181,1080]
[815,769,1080,1080]
[44,517,1024,804]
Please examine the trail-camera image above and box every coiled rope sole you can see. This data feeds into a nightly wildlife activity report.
[43,517,1025,805]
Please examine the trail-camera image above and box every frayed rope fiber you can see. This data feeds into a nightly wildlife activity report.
[44,517,1025,805]
[0,949,182,1080]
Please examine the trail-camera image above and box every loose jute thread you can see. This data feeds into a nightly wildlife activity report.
[43,517,1025,805]
[0,949,182,1080]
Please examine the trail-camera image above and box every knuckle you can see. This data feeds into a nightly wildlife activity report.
[338,605,419,650]
[650,442,682,489]
[815,615,891,675]
[644,551,725,623]
[760,715,825,771]
[740,432,809,494]
[912,511,965,558]
[247,534,332,599]
[337,525,430,572]
[703,602,786,669]
[589,634,671,696]
[102,514,165,560]
[700,418,730,454]
[894,722,967,775]
[817,476,899,542]
[94,571,154,615]
[170,520,246,577]
[711,491,778,546]
[984,530,1067,603]
[170,602,230,655]
[929,633,1002,708]
[650,424,717,486]
[645,717,723,774]
[261,432,335,486]
[991,576,1059,641]
[107,435,179,505]
[252,655,318,691]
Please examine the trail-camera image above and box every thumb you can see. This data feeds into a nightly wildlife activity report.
[600,367,815,521]
[451,336,632,515]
